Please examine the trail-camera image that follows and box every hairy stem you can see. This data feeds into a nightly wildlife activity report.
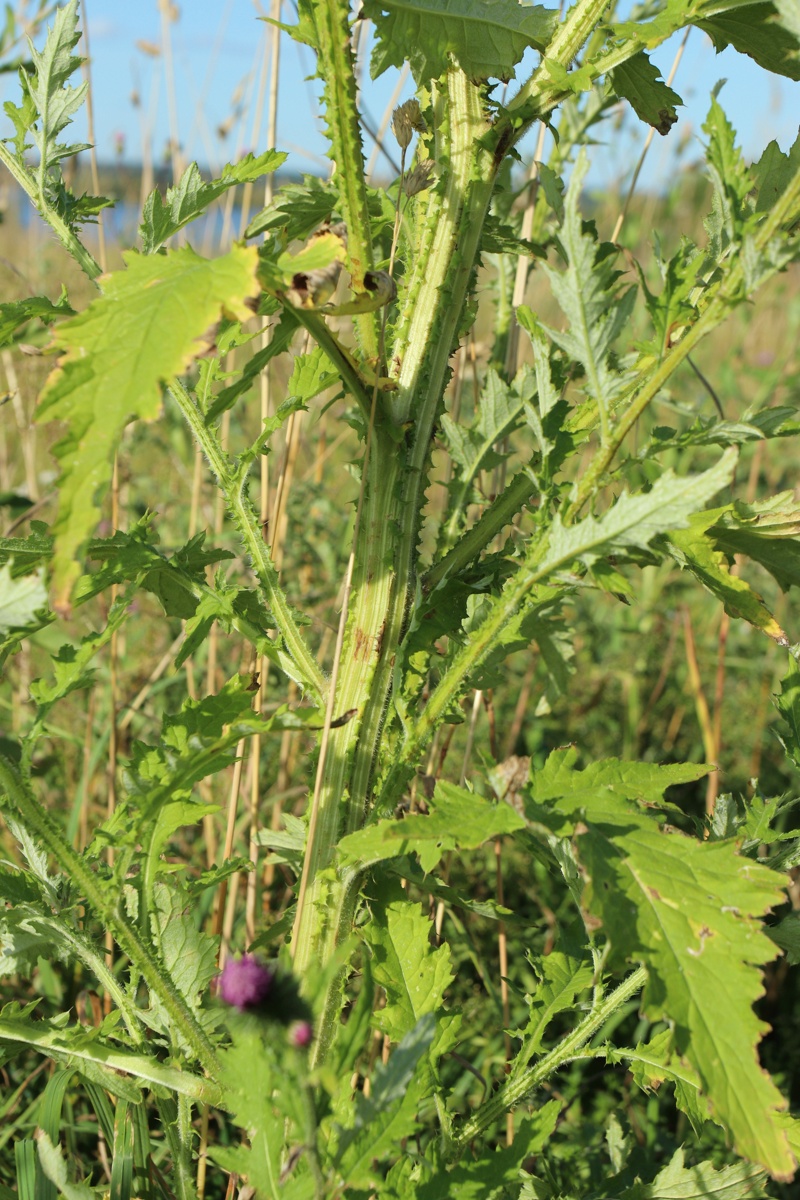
[0,142,102,283]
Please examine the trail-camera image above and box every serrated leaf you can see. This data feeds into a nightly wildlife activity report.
[528,748,795,1180]
[442,367,532,530]
[339,780,525,872]
[35,1132,94,1200]
[516,941,593,1062]
[617,1146,769,1199]
[37,243,260,607]
[146,880,218,1048]
[0,292,74,347]
[752,131,800,213]
[667,513,788,643]
[140,151,286,253]
[542,152,636,428]
[696,6,800,82]
[775,652,800,768]
[0,565,47,633]
[362,0,559,83]
[611,51,682,135]
[542,449,737,574]
[708,495,800,591]
[365,882,454,1044]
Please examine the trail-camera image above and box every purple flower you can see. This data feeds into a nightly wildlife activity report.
[218,954,274,1011]
[289,1020,313,1048]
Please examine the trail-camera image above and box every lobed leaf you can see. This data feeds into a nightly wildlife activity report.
[37,243,260,607]
[528,748,795,1179]
[140,150,286,253]
[362,0,559,83]
[610,51,682,135]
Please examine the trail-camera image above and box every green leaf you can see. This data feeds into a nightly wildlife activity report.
[528,748,795,1180]
[708,493,800,591]
[666,512,788,644]
[37,243,260,607]
[365,882,454,1044]
[339,780,525,872]
[35,1133,94,1200]
[617,1146,769,1198]
[333,1013,435,1188]
[542,152,636,432]
[696,5,800,81]
[140,151,286,253]
[145,880,218,1050]
[610,51,682,135]
[542,449,737,574]
[515,939,593,1063]
[415,1102,561,1198]
[752,131,800,213]
[0,565,47,634]
[207,307,300,421]
[702,94,754,252]
[362,0,559,83]
[442,368,532,530]
[774,652,800,768]
[0,291,74,348]
[769,911,800,964]
[0,521,54,578]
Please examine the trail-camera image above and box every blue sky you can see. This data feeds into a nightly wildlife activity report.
[6,1,800,192]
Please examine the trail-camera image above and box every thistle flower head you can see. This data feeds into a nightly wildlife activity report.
[218,954,274,1012]
[391,99,426,151]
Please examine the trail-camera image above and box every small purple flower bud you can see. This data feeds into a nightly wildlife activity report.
[218,954,273,1011]
[289,1020,313,1048]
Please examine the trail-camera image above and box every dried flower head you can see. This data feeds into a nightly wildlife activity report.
[403,159,436,197]
[391,99,426,151]
[218,954,274,1012]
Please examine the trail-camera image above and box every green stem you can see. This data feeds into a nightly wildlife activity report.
[424,469,537,594]
[0,142,102,282]
[450,965,647,1155]
[168,378,326,706]
[0,757,221,1078]
[310,0,379,360]
[0,1015,222,1104]
[564,157,800,523]
[291,71,497,1064]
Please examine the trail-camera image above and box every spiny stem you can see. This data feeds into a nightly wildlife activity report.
[450,966,647,1155]
[0,756,221,1077]
[0,141,102,282]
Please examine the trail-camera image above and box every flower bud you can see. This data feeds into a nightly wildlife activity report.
[289,1020,313,1049]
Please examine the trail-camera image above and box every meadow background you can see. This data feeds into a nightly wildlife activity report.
[1,0,800,1191]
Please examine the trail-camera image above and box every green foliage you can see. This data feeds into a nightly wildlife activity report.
[362,0,558,83]
[37,244,260,605]
[2,1,800,1197]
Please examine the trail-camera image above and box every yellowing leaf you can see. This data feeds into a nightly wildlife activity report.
[668,514,788,644]
[38,245,260,609]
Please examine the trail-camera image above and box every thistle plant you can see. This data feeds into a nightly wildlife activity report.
[2,1,800,1197]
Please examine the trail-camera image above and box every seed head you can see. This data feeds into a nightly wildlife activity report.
[391,99,426,151]
[403,159,436,197]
